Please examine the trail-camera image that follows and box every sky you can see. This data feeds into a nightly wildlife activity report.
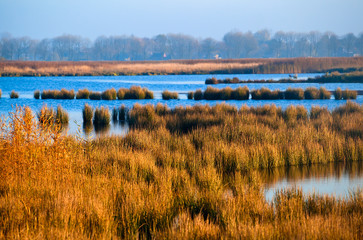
[1,0,362,40]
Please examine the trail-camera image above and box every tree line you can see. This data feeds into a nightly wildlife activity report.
[0,30,362,61]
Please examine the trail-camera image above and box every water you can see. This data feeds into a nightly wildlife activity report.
[1,73,362,136]
[263,162,363,201]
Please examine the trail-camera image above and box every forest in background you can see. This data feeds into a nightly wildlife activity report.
[0,30,362,61]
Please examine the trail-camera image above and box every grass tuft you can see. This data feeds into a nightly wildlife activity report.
[10,90,19,98]
[162,90,179,100]
[101,88,117,100]
[82,103,94,125]
[55,105,69,125]
[76,88,90,99]
[34,90,40,99]
[93,106,111,127]
[89,91,102,100]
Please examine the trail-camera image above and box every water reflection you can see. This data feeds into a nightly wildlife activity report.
[263,162,363,201]
[81,121,129,138]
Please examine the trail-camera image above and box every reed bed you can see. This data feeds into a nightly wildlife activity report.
[37,104,55,125]
[76,88,90,99]
[37,104,69,126]
[251,87,284,100]
[162,90,179,100]
[285,87,304,100]
[187,91,194,100]
[190,87,341,100]
[1,57,363,76]
[93,106,111,127]
[335,88,358,100]
[41,89,75,99]
[111,105,130,122]
[82,103,94,125]
[33,90,40,99]
[89,91,101,100]
[0,103,362,239]
[9,90,19,98]
[101,88,117,100]
[304,87,331,99]
[121,86,154,100]
[190,86,249,100]
[55,105,69,125]
[205,72,363,84]
[119,104,128,121]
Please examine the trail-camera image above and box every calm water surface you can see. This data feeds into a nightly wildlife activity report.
[263,162,363,201]
[0,73,362,136]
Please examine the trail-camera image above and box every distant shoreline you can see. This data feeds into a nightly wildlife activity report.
[0,57,362,77]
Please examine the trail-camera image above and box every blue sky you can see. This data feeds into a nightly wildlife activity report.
[1,0,362,40]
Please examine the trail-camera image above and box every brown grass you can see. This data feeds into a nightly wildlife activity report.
[0,57,362,76]
[0,103,362,239]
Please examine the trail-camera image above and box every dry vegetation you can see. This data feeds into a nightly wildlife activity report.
[190,86,356,100]
[0,57,362,76]
[206,71,363,84]
[0,102,362,239]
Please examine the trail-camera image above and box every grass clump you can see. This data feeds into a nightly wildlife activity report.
[205,77,219,84]
[10,90,19,98]
[37,104,69,126]
[119,104,128,121]
[34,90,40,99]
[112,107,118,122]
[89,91,102,100]
[41,89,75,99]
[251,87,283,100]
[187,91,194,100]
[122,86,154,99]
[117,88,128,100]
[162,90,179,100]
[101,88,117,100]
[231,86,250,100]
[334,88,343,100]
[82,103,94,125]
[37,104,55,125]
[58,89,75,99]
[342,89,357,100]
[194,89,203,100]
[93,106,111,127]
[334,88,357,100]
[319,87,331,99]
[196,86,249,100]
[55,105,69,125]
[285,88,304,100]
[76,88,90,99]
[304,87,331,100]
[304,87,320,99]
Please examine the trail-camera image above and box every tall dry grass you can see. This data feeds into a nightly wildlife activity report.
[76,88,90,99]
[41,89,75,99]
[1,57,362,76]
[0,103,362,239]
[162,90,179,100]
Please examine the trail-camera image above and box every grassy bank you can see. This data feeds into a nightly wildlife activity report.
[1,57,363,77]
[190,87,356,100]
[206,71,363,84]
[0,103,362,239]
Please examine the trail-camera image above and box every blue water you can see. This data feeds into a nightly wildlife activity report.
[264,162,363,201]
[0,73,362,135]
